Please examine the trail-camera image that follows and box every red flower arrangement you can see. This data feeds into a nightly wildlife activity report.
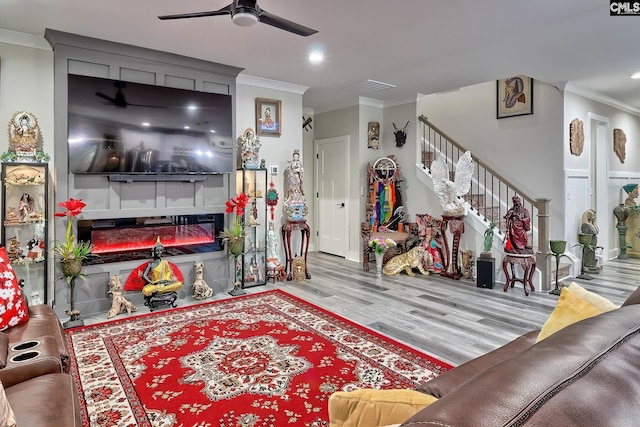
[219,193,249,243]
[51,198,94,262]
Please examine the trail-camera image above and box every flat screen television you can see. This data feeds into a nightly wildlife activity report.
[67,74,234,175]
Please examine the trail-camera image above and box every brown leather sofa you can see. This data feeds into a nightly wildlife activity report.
[1,304,81,426]
[400,289,640,426]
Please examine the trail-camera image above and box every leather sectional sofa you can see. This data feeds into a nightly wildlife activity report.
[330,284,640,426]
[1,304,81,426]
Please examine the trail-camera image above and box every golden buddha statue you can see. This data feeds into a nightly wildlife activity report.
[141,238,183,297]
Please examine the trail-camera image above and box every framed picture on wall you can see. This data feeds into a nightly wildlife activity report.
[256,98,281,136]
[496,75,533,119]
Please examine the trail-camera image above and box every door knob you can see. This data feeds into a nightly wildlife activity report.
[337,202,345,207]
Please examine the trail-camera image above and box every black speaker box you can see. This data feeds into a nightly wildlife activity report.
[476,257,495,289]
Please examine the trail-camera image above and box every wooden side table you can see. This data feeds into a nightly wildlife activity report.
[282,220,311,281]
[502,253,536,296]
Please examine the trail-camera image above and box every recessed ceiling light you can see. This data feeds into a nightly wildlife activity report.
[309,51,324,64]
[142,122,150,127]
[631,72,640,79]
[210,129,216,133]
[184,126,190,130]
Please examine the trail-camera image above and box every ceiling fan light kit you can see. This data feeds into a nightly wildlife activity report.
[232,12,258,27]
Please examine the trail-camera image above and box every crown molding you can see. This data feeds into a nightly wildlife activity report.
[237,74,309,95]
[0,29,50,50]
[358,96,384,108]
[565,82,640,117]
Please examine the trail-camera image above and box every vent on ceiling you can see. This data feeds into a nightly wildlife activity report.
[345,79,396,94]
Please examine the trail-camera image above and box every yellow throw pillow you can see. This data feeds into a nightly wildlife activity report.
[536,287,609,342]
[567,282,618,312]
[328,388,437,427]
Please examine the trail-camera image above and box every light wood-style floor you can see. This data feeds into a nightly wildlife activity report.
[84,253,640,366]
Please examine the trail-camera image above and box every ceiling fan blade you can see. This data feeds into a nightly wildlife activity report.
[158,4,232,21]
[258,10,317,36]
[95,92,116,103]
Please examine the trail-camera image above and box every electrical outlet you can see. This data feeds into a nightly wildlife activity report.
[270,165,279,175]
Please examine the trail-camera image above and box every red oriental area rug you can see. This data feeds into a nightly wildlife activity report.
[66,290,452,427]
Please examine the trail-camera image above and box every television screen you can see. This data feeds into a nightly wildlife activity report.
[67,74,234,174]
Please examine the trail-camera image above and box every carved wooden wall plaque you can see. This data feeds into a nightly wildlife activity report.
[614,128,627,164]
[569,118,584,156]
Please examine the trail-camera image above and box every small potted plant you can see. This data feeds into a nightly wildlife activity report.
[51,198,94,281]
[51,198,94,328]
[218,193,249,256]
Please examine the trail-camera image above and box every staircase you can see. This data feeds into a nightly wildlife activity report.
[417,115,559,290]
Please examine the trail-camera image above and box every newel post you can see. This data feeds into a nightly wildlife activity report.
[535,198,551,291]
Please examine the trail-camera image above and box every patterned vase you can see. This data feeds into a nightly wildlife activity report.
[60,258,83,277]
[375,252,384,276]
[228,240,244,256]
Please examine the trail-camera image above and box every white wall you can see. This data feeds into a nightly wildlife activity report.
[236,77,307,263]
[419,80,565,239]
[314,104,361,260]
[564,89,640,259]
[0,38,55,178]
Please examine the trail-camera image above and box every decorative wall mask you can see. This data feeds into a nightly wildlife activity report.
[393,121,409,148]
[613,128,627,164]
[367,121,380,149]
[569,118,584,156]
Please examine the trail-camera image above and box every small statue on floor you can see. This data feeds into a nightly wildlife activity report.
[192,262,213,300]
[504,195,533,254]
[383,245,429,276]
[141,238,183,310]
[107,274,137,318]
[579,209,602,273]
[461,249,475,280]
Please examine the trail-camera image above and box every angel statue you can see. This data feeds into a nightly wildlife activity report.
[430,151,474,217]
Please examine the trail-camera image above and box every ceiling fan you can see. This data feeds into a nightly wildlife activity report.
[95,82,164,108]
[158,0,318,37]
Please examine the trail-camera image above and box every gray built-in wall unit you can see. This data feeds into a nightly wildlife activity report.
[45,29,242,319]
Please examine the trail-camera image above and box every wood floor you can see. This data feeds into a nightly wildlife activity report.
[84,252,640,366]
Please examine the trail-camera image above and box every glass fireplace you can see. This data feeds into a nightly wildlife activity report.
[78,213,223,265]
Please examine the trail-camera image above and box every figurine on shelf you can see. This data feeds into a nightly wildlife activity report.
[7,236,22,263]
[26,235,45,260]
[5,207,18,224]
[18,193,33,222]
[238,127,261,169]
[245,257,259,282]
[266,222,282,267]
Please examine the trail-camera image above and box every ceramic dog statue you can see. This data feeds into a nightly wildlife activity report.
[107,274,137,318]
[193,262,214,300]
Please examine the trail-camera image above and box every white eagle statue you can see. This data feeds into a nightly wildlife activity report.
[430,151,474,217]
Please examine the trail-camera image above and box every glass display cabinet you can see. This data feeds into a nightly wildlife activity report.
[1,163,49,303]
[237,168,267,288]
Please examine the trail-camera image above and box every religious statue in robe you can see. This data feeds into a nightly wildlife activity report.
[504,195,533,254]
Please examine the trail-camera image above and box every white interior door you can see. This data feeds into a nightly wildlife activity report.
[315,136,348,257]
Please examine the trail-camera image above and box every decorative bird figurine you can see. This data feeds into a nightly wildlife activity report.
[430,151,474,216]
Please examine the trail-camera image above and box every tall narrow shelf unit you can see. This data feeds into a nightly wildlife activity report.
[237,168,267,288]
[2,162,49,303]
